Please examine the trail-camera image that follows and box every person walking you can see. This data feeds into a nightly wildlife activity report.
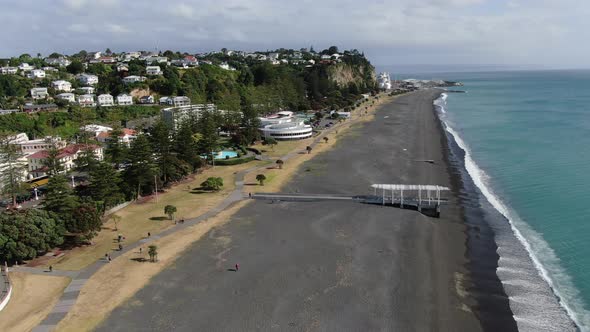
[49,265,53,272]
[119,243,123,251]
[108,255,112,262]
[235,263,239,271]
[139,247,143,254]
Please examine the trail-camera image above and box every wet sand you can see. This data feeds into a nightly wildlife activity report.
[97,90,499,331]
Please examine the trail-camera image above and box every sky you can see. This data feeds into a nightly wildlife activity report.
[0,0,588,69]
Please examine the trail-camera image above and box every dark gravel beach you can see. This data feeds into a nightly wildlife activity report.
[98,90,515,331]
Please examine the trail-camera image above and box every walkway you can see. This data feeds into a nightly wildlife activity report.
[28,101,357,332]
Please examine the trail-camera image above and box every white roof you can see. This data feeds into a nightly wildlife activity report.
[371,184,450,191]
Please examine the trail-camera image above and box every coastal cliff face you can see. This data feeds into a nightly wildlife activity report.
[328,63,376,91]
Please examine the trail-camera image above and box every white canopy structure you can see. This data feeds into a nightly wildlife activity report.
[371,184,450,206]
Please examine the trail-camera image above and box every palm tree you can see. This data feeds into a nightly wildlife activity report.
[111,214,121,231]
[306,146,312,154]
[256,174,266,186]
[148,245,158,262]
[323,137,329,143]
[276,159,284,169]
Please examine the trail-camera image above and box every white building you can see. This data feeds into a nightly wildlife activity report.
[144,56,168,64]
[146,66,162,75]
[18,63,34,72]
[161,104,217,130]
[56,93,76,103]
[96,128,137,147]
[77,86,95,94]
[27,69,45,79]
[139,95,154,104]
[378,72,392,90]
[122,75,147,84]
[78,94,95,107]
[52,80,72,92]
[97,94,114,107]
[45,57,71,67]
[18,136,66,155]
[77,73,99,85]
[42,66,58,73]
[258,111,295,126]
[159,96,191,107]
[0,67,18,75]
[30,87,49,99]
[117,94,133,105]
[27,144,103,179]
[81,124,112,137]
[268,53,280,60]
[259,121,313,140]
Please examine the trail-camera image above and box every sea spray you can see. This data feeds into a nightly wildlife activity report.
[433,94,584,331]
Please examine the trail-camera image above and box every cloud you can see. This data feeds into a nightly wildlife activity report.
[106,23,129,34]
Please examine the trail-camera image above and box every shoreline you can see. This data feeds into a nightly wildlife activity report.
[435,92,579,331]
[96,90,487,331]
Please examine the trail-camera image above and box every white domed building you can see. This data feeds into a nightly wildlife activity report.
[378,72,392,90]
[258,111,313,140]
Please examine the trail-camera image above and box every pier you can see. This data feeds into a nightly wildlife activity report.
[251,184,450,218]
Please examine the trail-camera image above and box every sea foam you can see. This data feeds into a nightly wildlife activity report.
[433,94,587,331]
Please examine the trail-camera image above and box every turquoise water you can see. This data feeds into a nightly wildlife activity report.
[433,70,590,330]
[216,151,238,159]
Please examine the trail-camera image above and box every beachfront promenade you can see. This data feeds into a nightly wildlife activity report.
[96,90,486,332]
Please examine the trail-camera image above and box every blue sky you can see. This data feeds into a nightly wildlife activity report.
[0,0,588,68]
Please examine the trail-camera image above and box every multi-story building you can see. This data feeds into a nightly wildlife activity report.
[77,86,95,94]
[122,75,146,84]
[96,128,137,147]
[146,66,162,75]
[27,69,45,79]
[45,57,71,67]
[116,94,133,105]
[78,94,96,107]
[18,136,67,155]
[77,73,99,85]
[56,93,76,103]
[161,103,217,130]
[30,87,49,99]
[52,80,72,92]
[0,67,18,75]
[27,144,103,179]
[18,63,34,72]
[97,94,114,107]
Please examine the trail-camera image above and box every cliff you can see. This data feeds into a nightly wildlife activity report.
[328,62,376,91]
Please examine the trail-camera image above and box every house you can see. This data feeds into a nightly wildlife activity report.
[52,80,72,92]
[257,54,267,61]
[0,67,18,75]
[27,69,46,79]
[56,93,76,103]
[116,94,133,105]
[183,55,198,66]
[77,86,95,94]
[30,87,49,99]
[88,51,102,60]
[27,144,103,179]
[321,54,332,60]
[23,104,58,113]
[146,66,162,75]
[78,94,95,107]
[98,56,117,64]
[119,52,141,62]
[219,62,234,70]
[116,63,129,72]
[270,59,280,65]
[18,136,66,155]
[122,75,146,84]
[77,73,99,85]
[96,128,137,147]
[42,67,58,73]
[45,57,71,67]
[97,94,114,107]
[159,96,191,107]
[81,124,113,136]
[139,95,154,104]
[268,53,280,60]
[144,56,168,64]
[18,63,34,71]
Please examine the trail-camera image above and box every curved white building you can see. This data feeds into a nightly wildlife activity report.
[259,111,294,126]
[259,121,313,140]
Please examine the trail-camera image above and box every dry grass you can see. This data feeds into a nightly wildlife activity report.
[250,138,312,158]
[0,272,70,332]
[55,200,251,332]
[48,162,262,271]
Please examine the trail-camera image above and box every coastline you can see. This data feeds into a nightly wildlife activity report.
[96,90,498,331]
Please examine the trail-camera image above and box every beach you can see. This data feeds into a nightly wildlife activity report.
[96,90,515,331]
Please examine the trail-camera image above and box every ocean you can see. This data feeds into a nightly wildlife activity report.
[412,70,590,331]
[379,67,590,330]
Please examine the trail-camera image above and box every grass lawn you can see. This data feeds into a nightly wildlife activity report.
[47,161,262,271]
[0,272,70,332]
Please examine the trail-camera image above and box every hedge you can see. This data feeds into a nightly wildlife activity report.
[214,155,256,165]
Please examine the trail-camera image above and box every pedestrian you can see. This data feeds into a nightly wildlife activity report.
[105,253,108,260]
[249,192,252,198]
[148,232,151,237]
[108,255,112,262]
[49,265,53,272]
[235,263,239,271]
[119,243,123,251]
[139,247,142,254]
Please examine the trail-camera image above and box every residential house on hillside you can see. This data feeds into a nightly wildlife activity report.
[120,51,141,62]
[18,63,34,71]
[268,53,280,60]
[98,94,114,106]
[45,57,71,67]
[52,80,72,92]
[42,67,58,73]
[18,136,66,155]
[27,144,103,179]
[144,56,168,64]
[0,67,18,74]
[146,66,162,75]
[27,69,46,79]
[139,95,154,104]
[96,128,136,147]
[77,86,95,94]
[81,124,113,136]
[56,93,75,103]
[98,56,116,64]
[78,94,95,107]
[30,87,48,99]
[88,51,102,60]
[122,75,146,84]
[116,63,129,72]
[77,73,99,85]
[117,94,133,105]
[159,96,191,107]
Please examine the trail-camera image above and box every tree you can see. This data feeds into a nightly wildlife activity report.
[174,123,202,171]
[327,46,339,54]
[88,161,124,209]
[105,126,127,169]
[0,134,28,206]
[111,214,121,231]
[44,175,79,218]
[264,137,277,150]
[200,177,223,191]
[124,134,158,197]
[43,146,64,176]
[69,200,102,241]
[306,146,312,154]
[74,147,100,173]
[0,209,65,263]
[323,137,329,143]
[256,174,266,186]
[66,60,84,75]
[148,245,158,262]
[164,205,177,220]
[276,159,284,169]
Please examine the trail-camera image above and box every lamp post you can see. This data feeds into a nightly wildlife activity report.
[71,175,75,188]
[34,187,38,201]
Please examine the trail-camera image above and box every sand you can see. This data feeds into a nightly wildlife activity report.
[96,90,485,331]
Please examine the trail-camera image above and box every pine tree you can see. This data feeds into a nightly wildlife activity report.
[124,134,157,197]
[0,135,28,206]
[149,120,173,183]
[174,123,201,171]
[88,161,124,209]
[43,146,63,176]
[105,126,127,169]
[44,174,79,218]
[74,146,100,173]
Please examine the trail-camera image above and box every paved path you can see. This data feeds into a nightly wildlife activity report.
[29,98,358,332]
